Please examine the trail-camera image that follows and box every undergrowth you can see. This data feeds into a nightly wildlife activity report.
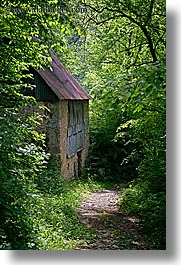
[27,161,107,250]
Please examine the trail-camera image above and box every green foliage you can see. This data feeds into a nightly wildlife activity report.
[88,61,166,249]
[62,0,166,249]
[0,0,166,250]
[25,165,101,250]
[0,103,49,249]
[115,62,166,249]
[0,0,73,249]
[120,182,166,249]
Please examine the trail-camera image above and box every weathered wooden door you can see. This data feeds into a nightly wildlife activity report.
[67,101,85,158]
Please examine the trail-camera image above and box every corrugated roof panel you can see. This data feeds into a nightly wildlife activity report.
[35,50,91,100]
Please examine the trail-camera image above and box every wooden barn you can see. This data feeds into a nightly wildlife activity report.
[22,50,90,179]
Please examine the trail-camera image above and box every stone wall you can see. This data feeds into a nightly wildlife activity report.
[20,99,89,180]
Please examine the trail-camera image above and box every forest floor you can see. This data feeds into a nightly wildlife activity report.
[76,188,151,250]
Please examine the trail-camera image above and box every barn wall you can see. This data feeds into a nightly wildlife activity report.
[59,100,71,179]
[44,102,60,154]
[60,100,89,180]
[78,100,89,174]
[20,101,62,174]
[20,99,89,180]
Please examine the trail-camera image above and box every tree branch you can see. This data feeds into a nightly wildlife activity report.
[146,0,155,24]
[154,31,166,50]
[84,4,158,62]
[126,60,156,69]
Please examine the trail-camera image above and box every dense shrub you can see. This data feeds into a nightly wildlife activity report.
[0,96,49,249]
[118,62,166,249]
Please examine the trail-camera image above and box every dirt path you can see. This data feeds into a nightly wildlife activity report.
[77,189,150,250]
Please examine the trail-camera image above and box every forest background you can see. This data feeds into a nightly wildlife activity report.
[0,0,166,250]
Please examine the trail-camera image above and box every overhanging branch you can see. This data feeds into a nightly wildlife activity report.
[83,3,158,62]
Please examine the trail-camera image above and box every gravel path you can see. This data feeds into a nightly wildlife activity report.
[77,189,150,250]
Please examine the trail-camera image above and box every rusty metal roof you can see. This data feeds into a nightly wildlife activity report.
[35,50,90,100]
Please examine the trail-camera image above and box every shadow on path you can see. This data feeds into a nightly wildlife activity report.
[77,189,150,250]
